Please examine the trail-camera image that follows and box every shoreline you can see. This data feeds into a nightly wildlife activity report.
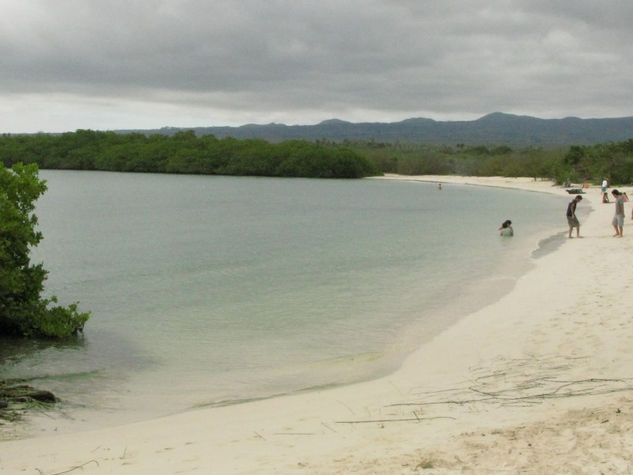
[3,175,633,473]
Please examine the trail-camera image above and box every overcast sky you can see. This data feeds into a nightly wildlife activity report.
[2,0,633,133]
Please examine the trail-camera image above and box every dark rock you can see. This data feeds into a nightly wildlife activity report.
[19,390,57,403]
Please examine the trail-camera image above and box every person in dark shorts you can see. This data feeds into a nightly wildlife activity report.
[566,195,582,238]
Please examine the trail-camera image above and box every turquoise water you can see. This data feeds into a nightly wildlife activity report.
[0,171,567,432]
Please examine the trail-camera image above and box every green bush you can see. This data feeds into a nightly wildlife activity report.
[0,162,90,338]
[0,131,380,179]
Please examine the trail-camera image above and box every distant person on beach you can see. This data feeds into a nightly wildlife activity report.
[602,178,610,203]
[499,219,513,237]
[566,195,582,238]
[611,189,625,237]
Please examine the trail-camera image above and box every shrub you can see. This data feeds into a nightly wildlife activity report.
[0,162,90,338]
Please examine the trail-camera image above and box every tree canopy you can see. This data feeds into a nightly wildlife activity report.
[0,130,380,179]
[346,138,633,185]
[2,130,633,185]
[0,162,90,338]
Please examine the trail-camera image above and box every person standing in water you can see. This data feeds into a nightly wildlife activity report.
[499,219,513,237]
[566,195,582,238]
[611,189,625,237]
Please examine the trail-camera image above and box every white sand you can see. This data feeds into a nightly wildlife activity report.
[3,175,633,474]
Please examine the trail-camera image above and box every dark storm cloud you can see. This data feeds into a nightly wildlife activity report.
[2,0,633,132]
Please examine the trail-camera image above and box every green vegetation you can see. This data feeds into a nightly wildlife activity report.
[0,130,380,178]
[345,139,633,185]
[0,163,90,338]
[346,142,567,180]
[559,140,633,185]
[1,129,632,185]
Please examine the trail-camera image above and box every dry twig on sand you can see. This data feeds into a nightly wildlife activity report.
[388,377,633,409]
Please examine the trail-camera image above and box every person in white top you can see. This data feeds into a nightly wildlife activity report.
[602,178,609,203]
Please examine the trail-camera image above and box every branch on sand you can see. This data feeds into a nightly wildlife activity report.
[1,378,57,423]
[335,377,633,426]
[388,377,633,409]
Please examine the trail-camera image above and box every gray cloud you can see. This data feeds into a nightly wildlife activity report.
[2,0,633,132]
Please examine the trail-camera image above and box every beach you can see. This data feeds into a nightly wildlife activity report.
[2,175,633,474]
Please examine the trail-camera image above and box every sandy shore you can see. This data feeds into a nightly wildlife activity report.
[3,175,633,474]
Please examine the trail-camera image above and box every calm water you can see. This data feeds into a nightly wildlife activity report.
[0,171,568,433]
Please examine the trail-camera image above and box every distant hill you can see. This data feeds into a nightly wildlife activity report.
[120,112,633,147]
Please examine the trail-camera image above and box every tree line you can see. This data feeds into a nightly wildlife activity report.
[561,139,633,185]
[0,130,379,179]
[346,139,633,185]
[2,130,632,184]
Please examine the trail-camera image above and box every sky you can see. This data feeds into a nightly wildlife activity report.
[2,0,633,133]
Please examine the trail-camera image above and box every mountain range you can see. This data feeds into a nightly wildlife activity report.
[122,112,633,147]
